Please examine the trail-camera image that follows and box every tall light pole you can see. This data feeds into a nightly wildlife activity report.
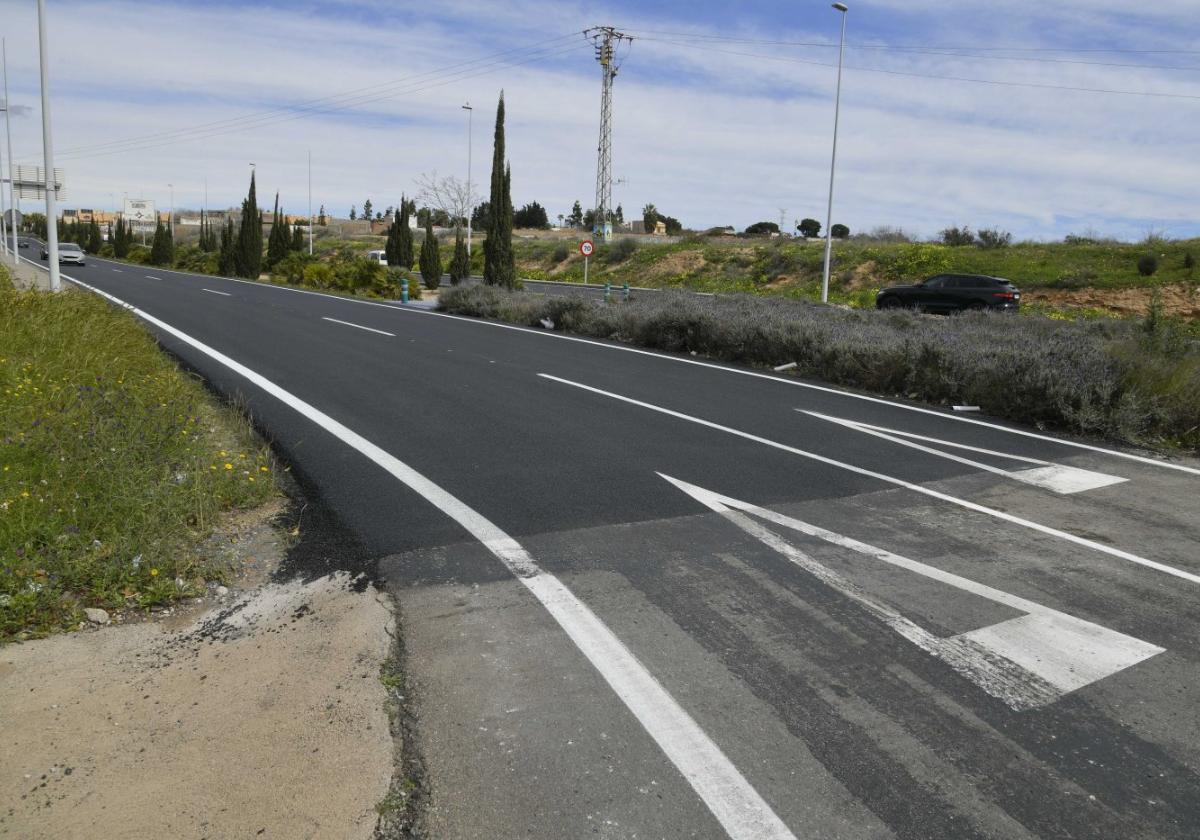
[462,102,472,257]
[37,0,60,291]
[307,149,313,255]
[821,2,849,304]
[167,183,174,238]
[2,39,16,261]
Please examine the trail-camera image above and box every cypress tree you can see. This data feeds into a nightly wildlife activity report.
[385,209,401,266]
[87,220,103,254]
[449,228,470,285]
[218,218,237,275]
[397,197,413,268]
[419,218,441,290]
[483,92,515,288]
[267,192,287,268]
[236,171,262,278]
[150,219,170,265]
[291,223,304,252]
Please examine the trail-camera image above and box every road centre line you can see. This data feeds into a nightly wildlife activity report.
[538,373,1200,585]
[117,261,1195,477]
[202,288,231,297]
[61,272,797,840]
[321,316,395,337]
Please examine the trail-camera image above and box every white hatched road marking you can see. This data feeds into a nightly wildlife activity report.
[803,411,1127,494]
[663,475,1164,710]
[321,316,395,337]
[61,273,797,840]
[539,373,1200,585]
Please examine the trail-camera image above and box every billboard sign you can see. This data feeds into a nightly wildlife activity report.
[124,198,157,231]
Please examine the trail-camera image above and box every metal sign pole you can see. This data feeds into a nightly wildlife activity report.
[37,0,60,291]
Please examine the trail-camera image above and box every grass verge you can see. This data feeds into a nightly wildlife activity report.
[1,273,278,641]
[439,284,1200,452]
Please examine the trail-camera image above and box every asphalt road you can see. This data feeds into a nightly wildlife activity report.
[24,244,1200,839]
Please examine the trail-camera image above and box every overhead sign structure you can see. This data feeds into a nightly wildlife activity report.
[123,198,157,231]
[579,240,594,257]
[12,164,63,200]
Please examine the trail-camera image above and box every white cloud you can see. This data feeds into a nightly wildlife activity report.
[0,0,1195,240]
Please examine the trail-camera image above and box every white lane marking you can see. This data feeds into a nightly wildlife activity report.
[663,475,1164,709]
[84,257,1200,476]
[111,268,123,273]
[803,411,1127,495]
[539,373,1200,585]
[62,274,796,840]
[321,316,395,337]
[202,288,231,297]
[145,275,163,281]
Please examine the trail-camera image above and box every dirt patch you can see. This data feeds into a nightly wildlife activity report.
[637,248,707,283]
[1024,283,1200,319]
[0,502,395,839]
[844,260,882,291]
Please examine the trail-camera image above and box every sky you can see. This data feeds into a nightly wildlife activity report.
[0,0,1197,241]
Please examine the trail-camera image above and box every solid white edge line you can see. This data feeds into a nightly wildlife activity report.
[82,254,1200,477]
[59,271,797,840]
[202,288,231,297]
[321,316,395,337]
[539,373,1200,586]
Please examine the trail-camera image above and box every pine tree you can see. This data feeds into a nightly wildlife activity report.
[449,228,470,285]
[218,218,237,276]
[419,218,441,290]
[483,92,515,288]
[349,206,357,221]
[362,199,373,223]
[267,192,289,268]
[318,205,327,226]
[397,197,413,268]
[235,171,262,278]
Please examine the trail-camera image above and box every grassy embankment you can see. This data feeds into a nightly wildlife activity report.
[510,235,1200,319]
[440,284,1200,453]
[1,264,278,640]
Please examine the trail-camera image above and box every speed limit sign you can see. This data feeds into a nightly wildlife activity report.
[579,240,594,257]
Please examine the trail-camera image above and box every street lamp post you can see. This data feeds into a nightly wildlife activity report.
[821,2,849,304]
[2,39,16,261]
[167,183,174,238]
[37,0,60,291]
[462,102,472,257]
[307,150,313,255]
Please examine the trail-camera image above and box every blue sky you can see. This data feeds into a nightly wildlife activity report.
[0,0,1197,240]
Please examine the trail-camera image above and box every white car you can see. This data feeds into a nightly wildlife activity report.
[366,249,388,266]
[41,242,86,265]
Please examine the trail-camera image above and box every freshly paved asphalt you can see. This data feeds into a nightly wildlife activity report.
[27,243,1200,839]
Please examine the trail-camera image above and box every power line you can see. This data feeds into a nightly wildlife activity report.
[638,36,1200,101]
[622,28,1200,56]
[42,33,588,162]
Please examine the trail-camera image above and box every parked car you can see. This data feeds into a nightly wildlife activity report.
[366,249,388,266]
[876,273,1020,313]
[41,242,86,265]
[18,240,28,249]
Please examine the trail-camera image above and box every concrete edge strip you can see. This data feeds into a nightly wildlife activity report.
[538,373,1200,586]
[59,271,797,840]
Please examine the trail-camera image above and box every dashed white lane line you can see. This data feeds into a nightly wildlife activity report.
[62,274,796,840]
[321,316,395,337]
[145,275,162,281]
[92,260,1199,477]
[539,373,1200,585]
[664,475,1164,710]
[803,411,1127,495]
[202,288,231,297]
[110,268,123,273]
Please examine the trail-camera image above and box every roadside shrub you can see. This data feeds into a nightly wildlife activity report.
[126,245,152,265]
[174,245,218,275]
[604,237,639,265]
[976,228,1013,249]
[438,286,1200,451]
[1185,252,1195,270]
[551,243,569,263]
[884,243,951,280]
[336,256,385,291]
[384,267,419,300]
[271,251,313,285]
[99,244,115,258]
[302,262,335,289]
[1137,255,1159,277]
[1051,269,1098,289]
[940,225,975,247]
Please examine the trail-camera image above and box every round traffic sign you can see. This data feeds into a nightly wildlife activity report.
[579,240,594,257]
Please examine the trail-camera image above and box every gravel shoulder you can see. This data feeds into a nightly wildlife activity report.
[0,502,397,839]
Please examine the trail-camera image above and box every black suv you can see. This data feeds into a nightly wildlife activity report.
[876,274,1020,313]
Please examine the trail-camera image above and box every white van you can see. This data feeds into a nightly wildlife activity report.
[366,249,387,265]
